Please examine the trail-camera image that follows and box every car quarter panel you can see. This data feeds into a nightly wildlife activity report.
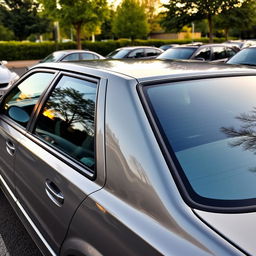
[62,75,242,255]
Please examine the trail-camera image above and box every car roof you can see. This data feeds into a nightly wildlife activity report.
[116,46,161,50]
[33,59,256,83]
[52,49,98,54]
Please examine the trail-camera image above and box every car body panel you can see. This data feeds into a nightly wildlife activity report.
[1,60,256,255]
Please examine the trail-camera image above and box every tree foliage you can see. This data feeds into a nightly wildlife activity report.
[0,0,50,41]
[161,0,249,42]
[112,0,149,40]
[56,0,108,49]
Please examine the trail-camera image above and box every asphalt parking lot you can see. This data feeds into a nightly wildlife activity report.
[0,190,42,256]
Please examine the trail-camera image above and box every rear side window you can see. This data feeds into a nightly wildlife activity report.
[1,72,54,127]
[34,75,97,171]
[143,76,256,211]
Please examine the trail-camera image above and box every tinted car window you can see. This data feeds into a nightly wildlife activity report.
[227,48,256,65]
[145,49,160,57]
[80,53,98,60]
[2,72,54,127]
[128,49,145,58]
[34,75,97,171]
[144,76,256,208]
[193,47,211,60]
[225,47,237,58]
[211,47,226,60]
[158,47,196,60]
[62,53,80,61]
[106,49,130,59]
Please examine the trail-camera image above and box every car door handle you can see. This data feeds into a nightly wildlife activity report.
[45,179,64,207]
[6,140,15,156]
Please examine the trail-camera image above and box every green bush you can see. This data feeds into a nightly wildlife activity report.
[0,38,228,61]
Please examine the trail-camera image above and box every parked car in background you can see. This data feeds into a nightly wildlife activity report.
[0,59,256,256]
[157,43,239,62]
[226,46,256,66]
[0,60,19,97]
[106,46,163,59]
[159,44,179,51]
[40,49,105,63]
[224,40,256,49]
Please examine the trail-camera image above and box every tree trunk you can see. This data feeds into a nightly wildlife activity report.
[207,15,213,43]
[225,28,229,41]
[75,23,82,50]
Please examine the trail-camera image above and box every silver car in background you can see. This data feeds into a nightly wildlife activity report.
[0,60,19,96]
[0,59,256,255]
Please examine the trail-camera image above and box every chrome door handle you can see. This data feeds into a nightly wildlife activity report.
[6,140,15,156]
[45,179,64,207]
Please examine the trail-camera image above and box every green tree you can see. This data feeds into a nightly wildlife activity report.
[112,0,149,40]
[58,0,108,49]
[214,0,256,40]
[0,0,50,41]
[161,0,248,43]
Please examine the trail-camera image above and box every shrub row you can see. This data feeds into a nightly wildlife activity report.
[0,38,227,61]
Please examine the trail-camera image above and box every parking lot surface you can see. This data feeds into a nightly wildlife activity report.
[0,190,42,256]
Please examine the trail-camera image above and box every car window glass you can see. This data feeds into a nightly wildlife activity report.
[128,49,144,58]
[145,76,256,206]
[1,72,54,127]
[80,53,97,60]
[145,49,158,57]
[62,53,80,61]
[228,48,256,65]
[34,75,97,171]
[212,47,226,60]
[193,47,211,60]
[225,47,237,58]
[158,48,196,60]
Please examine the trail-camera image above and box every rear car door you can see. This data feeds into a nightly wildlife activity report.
[1,69,105,255]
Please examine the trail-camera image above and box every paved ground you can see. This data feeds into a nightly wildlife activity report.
[0,190,42,256]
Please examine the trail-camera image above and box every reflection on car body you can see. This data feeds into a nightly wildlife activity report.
[0,60,256,256]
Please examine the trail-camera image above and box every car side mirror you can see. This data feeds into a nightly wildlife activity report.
[8,106,30,124]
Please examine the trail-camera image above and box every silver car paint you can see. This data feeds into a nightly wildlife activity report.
[0,60,254,256]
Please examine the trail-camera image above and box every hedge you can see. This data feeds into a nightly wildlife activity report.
[0,37,228,61]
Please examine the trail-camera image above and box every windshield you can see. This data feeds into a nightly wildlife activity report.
[157,47,196,60]
[40,52,65,63]
[106,49,131,59]
[227,48,256,65]
[144,76,256,210]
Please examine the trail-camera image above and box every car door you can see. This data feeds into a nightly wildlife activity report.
[14,71,104,254]
[0,71,56,196]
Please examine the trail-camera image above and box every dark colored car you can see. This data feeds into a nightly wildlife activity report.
[226,46,256,66]
[157,43,239,62]
[40,49,105,63]
[106,46,163,59]
[1,60,256,256]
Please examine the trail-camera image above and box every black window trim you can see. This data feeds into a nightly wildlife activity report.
[137,73,256,213]
[27,71,100,180]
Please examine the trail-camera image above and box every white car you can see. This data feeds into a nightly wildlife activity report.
[0,61,19,97]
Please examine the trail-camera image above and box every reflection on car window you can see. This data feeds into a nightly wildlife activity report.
[211,47,226,60]
[35,75,97,171]
[62,53,80,61]
[2,72,54,127]
[158,47,196,60]
[80,53,97,60]
[145,76,256,207]
[128,49,144,58]
[193,47,211,60]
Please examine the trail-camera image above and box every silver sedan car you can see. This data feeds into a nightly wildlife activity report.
[0,60,255,256]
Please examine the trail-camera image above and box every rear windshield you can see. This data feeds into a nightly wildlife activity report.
[106,49,130,59]
[227,48,256,66]
[157,47,196,60]
[144,76,256,210]
[41,52,65,63]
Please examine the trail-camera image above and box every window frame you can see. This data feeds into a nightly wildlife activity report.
[0,69,58,132]
[26,71,100,178]
[137,73,256,213]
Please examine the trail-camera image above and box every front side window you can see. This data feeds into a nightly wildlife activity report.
[211,47,226,60]
[34,75,97,171]
[1,72,54,127]
[144,76,256,211]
